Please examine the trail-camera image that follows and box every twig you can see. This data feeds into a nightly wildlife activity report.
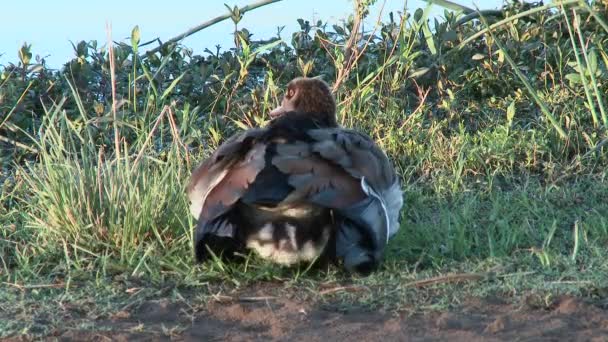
[212,294,233,303]
[0,81,34,130]
[332,0,386,93]
[97,145,104,207]
[404,273,486,288]
[453,10,508,27]
[140,0,283,59]
[496,271,536,278]
[166,106,190,170]
[106,22,120,162]
[238,296,277,302]
[422,0,474,14]
[548,280,593,285]
[400,81,431,129]
[211,294,277,302]
[138,37,162,48]
[455,0,579,51]
[319,285,370,296]
[120,299,144,312]
[130,105,168,173]
[3,282,66,290]
[0,134,39,153]
[334,2,405,108]
[583,137,608,157]
[332,0,363,93]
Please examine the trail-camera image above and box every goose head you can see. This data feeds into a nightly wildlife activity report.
[269,77,337,127]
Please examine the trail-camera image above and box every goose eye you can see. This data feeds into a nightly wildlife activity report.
[286,88,295,99]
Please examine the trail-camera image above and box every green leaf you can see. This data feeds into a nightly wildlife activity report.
[414,8,424,22]
[496,50,505,64]
[18,43,32,65]
[131,26,141,52]
[506,100,515,126]
[599,49,608,72]
[422,0,473,14]
[441,30,458,42]
[225,4,242,24]
[76,41,88,58]
[28,64,44,74]
[232,120,250,130]
[409,67,430,79]
[422,24,437,55]
[239,36,250,58]
[233,6,240,18]
[141,64,158,98]
[160,72,185,101]
[333,25,346,36]
[252,39,282,55]
[588,49,598,75]
[565,73,582,85]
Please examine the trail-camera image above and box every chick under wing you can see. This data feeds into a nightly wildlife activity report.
[244,220,333,265]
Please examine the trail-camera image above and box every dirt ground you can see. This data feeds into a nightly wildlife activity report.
[6,292,608,341]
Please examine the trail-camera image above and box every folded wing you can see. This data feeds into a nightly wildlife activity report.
[186,128,267,260]
[272,128,403,273]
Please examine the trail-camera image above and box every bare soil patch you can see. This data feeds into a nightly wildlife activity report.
[6,292,608,341]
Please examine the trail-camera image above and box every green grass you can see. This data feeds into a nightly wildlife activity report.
[2,0,608,338]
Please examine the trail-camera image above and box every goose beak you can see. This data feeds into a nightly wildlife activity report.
[269,106,285,119]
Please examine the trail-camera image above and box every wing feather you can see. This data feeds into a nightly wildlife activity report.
[186,128,265,219]
[271,128,403,272]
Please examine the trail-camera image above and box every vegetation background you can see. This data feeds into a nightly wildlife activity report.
[1,0,608,338]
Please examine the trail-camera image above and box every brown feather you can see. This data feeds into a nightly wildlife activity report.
[186,129,265,220]
[200,143,266,220]
[308,129,396,191]
[272,143,366,208]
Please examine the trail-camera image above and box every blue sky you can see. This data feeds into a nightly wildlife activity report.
[0,0,503,69]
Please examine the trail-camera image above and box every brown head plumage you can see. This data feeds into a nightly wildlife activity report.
[269,77,337,127]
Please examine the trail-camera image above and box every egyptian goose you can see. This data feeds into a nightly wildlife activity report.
[186,77,403,274]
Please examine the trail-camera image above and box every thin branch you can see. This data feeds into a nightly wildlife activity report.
[332,0,364,93]
[400,81,430,129]
[3,282,66,290]
[131,106,168,173]
[404,273,486,288]
[453,10,508,27]
[211,294,277,302]
[106,22,121,161]
[422,0,474,14]
[0,134,40,153]
[140,0,284,59]
[456,0,579,51]
[319,285,370,296]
